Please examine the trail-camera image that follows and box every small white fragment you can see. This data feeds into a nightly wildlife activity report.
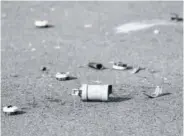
[56,72,70,81]
[153,29,159,34]
[3,105,18,114]
[31,48,36,52]
[131,67,140,74]
[84,24,92,28]
[152,86,162,97]
[71,89,80,96]
[34,20,48,28]
[112,62,127,70]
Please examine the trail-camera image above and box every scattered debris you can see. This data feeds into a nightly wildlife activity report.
[71,89,81,96]
[72,84,112,101]
[153,29,160,34]
[56,72,70,81]
[143,86,163,98]
[3,105,18,114]
[170,13,183,22]
[84,24,92,28]
[34,20,49,28]
[112,62,128,70]
[131,67,145,74]
[41,66,47,71]
[88,62,106,70]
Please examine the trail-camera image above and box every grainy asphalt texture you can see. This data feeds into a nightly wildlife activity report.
[1,1,183,136]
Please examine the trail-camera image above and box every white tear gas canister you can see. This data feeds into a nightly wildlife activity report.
[79,84,112,101]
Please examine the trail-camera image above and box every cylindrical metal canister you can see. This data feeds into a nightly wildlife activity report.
[80,84,112,101]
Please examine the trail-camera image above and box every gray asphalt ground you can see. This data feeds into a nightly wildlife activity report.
[1,1,183,136]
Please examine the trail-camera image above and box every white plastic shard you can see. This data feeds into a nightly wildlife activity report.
[115,20,175,34]
[3,105,18,114]
[131,67,141,74]
[112,62,127,70]
[152,86,163,97]
[55,72,70,81]
[34,20,49,28]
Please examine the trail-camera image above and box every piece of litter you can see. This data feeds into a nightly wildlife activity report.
[56,72,70,81]
[143,86,163,98]
[3,105,18,114]
[88,62,106,70]
[34,20,49,28]
[74,84,112,101]
[153,29,159,34]
[112,62,127,70]
[131,67,145,74]
[31,48,36,52]
[41,66,47,71]
[84,24,92,28]
[170,13,183,22]
[131,67,141,74]
[71,89,81,96]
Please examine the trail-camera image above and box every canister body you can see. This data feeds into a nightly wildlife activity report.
[80,84,112,101]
